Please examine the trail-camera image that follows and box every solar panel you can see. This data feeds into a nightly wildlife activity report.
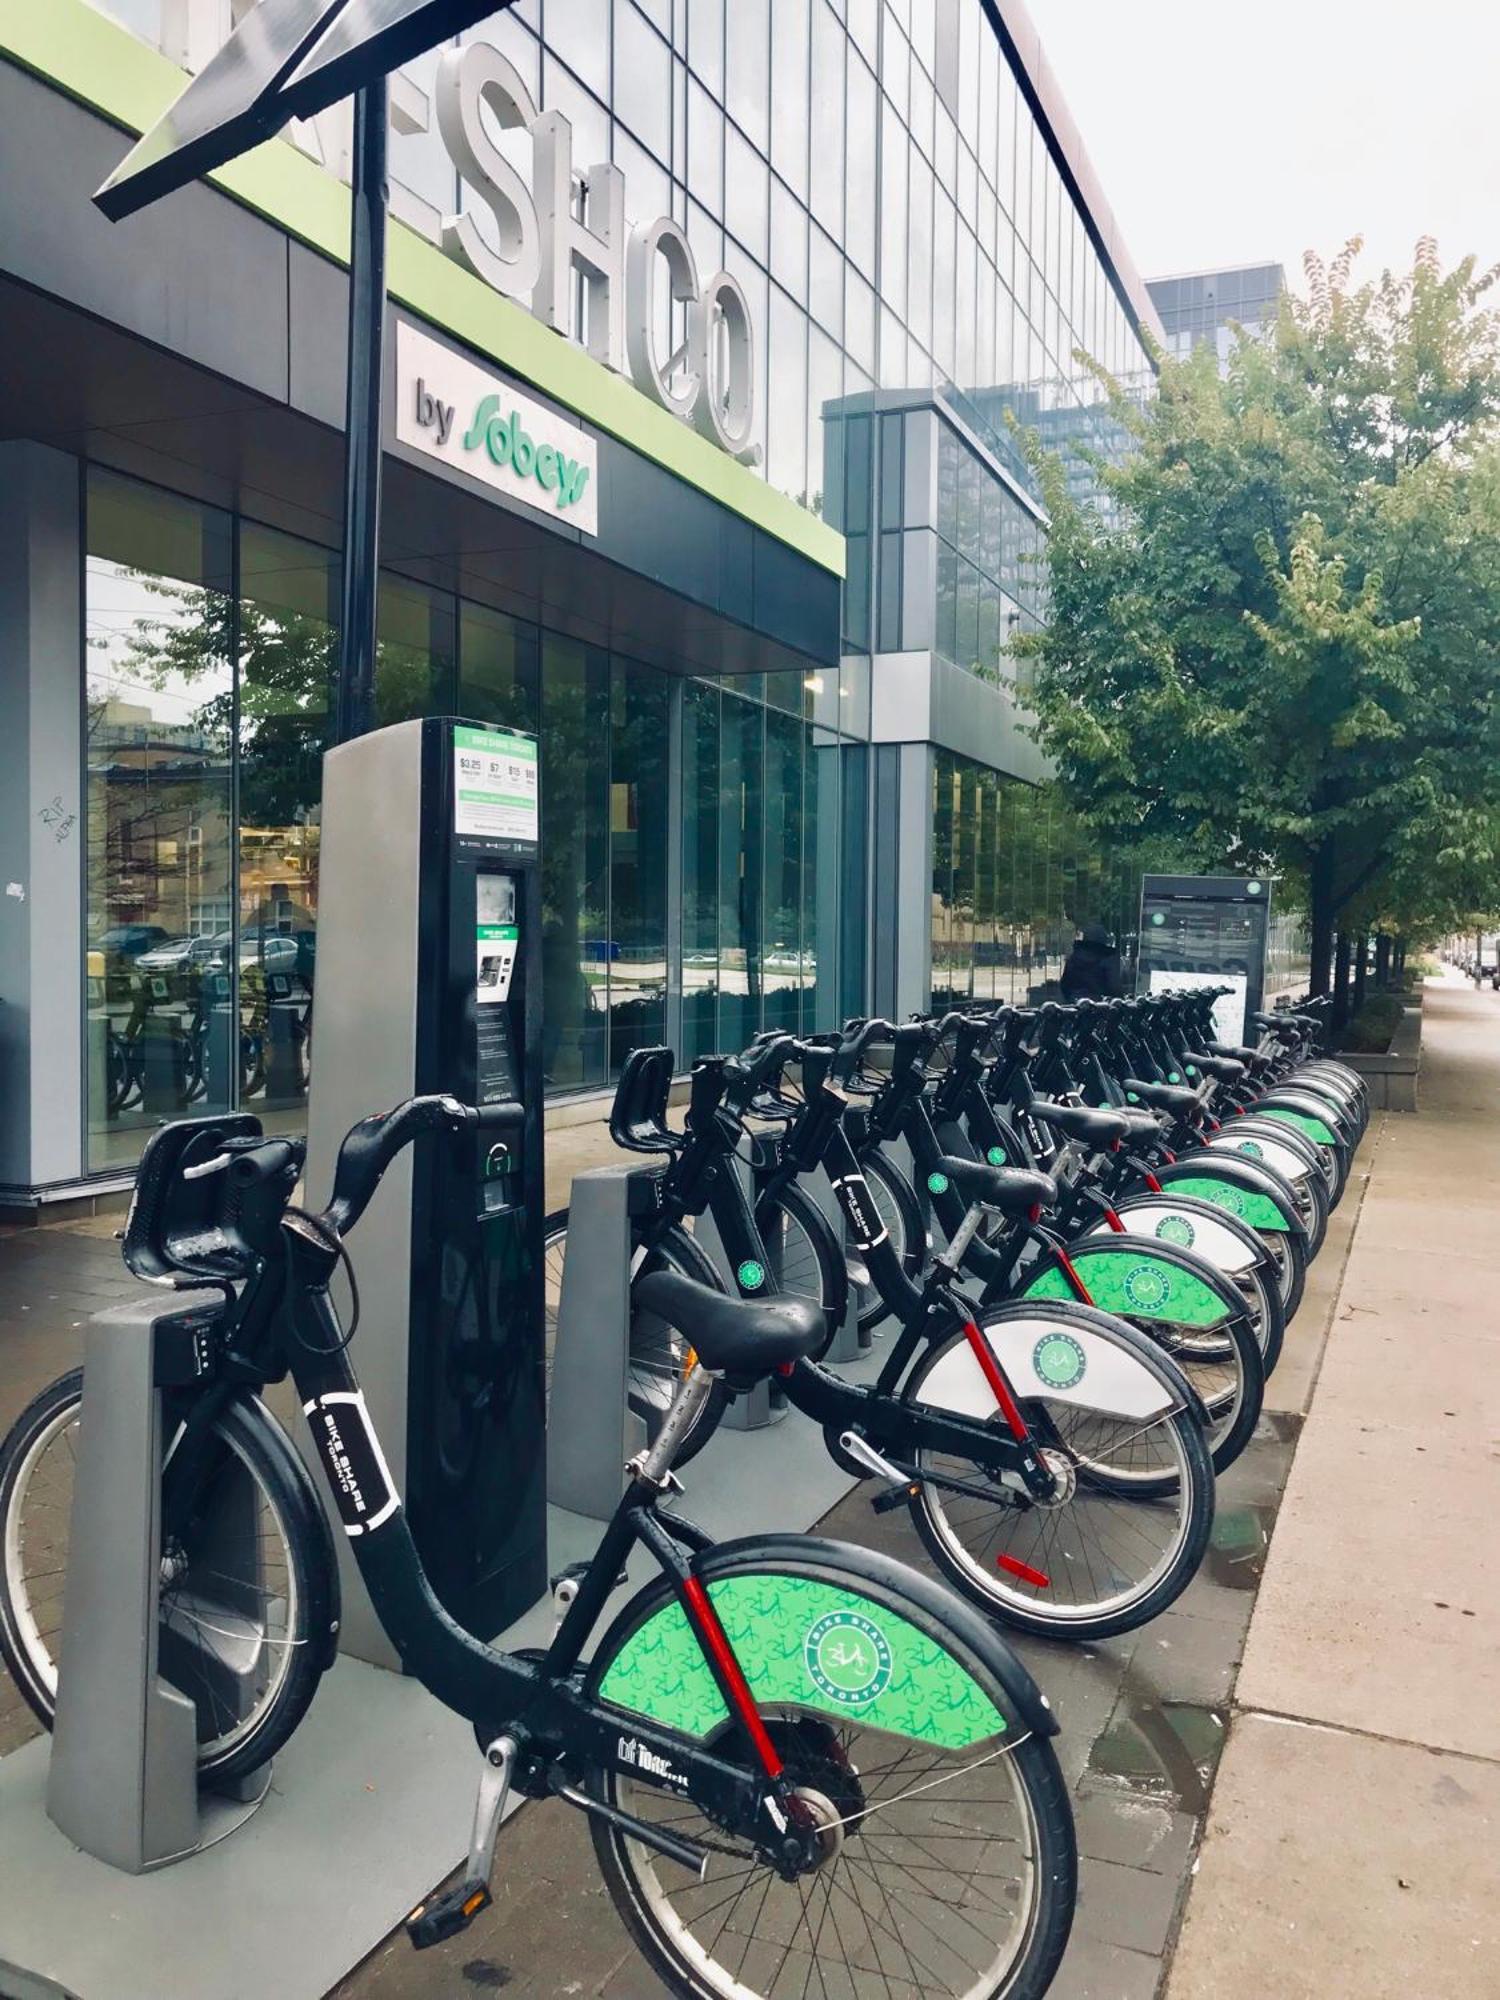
[94,0,515,222]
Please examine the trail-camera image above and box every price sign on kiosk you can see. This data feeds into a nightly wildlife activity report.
[307,717,546,1662]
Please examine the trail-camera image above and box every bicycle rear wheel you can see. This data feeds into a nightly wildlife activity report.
[0,1371,333,1782]
[589,1550,1075,2000]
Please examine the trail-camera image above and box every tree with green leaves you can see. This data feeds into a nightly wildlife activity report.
[1016,240,1500,1002]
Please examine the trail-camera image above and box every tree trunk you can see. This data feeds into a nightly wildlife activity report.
[1375,933,1391,987]
[1352,932,1369,1017]
[1307,843,1336,996]
[1395,936,1407,983]
[1332,930,1353,1028]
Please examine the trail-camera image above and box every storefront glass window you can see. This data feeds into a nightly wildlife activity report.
[540,633,610,1090]
[84,472,235,1170]
[717,692,765,1051]
[762,705,805,1034]
[237,524,335,1134]
[680,679,721,1063]
[608,655,670,1070]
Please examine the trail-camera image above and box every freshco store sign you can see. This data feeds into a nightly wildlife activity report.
[395,322,599,536]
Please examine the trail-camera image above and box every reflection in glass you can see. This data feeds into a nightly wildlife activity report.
[608,657,670,1071]
[762,706,805,1034]
[540,634,609,1089]
[238,524,335,1131]
[718,693,764,1051]
[681,680,721,1062]
[377,574,453,722]
[85,472,235,1170]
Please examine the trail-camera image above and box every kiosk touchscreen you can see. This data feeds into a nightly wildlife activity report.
[307,718,546,1661]
[1136,873,1274,1043]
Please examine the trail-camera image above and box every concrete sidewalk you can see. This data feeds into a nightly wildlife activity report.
[1167,974,1500,2000]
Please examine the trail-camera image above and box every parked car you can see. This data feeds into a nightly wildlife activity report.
[99,923,170,962]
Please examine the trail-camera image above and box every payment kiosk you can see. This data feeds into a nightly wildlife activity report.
[1136,873,1275,1043]
[307,718,546,1661]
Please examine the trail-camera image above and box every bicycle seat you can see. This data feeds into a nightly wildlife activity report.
[1208,1041,1269,1070]
[633,1270,824,1376]
[1185,1052,1245,1085]
[936,1156,1057,1214]
[1027,1101,1130,1149]
[1113,1105,1166,1138]
[1122,1078,1201,1118]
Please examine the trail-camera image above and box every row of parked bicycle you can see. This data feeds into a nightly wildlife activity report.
[0,986,1362,1999]
[545,987,1361,1643]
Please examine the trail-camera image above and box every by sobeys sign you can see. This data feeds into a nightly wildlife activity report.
[397,323,599,534]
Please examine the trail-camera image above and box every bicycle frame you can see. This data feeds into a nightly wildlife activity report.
[206,1226,819,1869]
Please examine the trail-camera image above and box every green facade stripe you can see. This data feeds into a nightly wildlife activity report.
[0,0,845,578]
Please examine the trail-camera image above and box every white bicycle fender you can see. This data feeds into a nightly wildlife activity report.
[918,1315,1177,1423]
[1089,1201,1258,1274]
[1205,1128,1310,1184]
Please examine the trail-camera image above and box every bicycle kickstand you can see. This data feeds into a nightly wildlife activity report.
[406,1734,518,1949]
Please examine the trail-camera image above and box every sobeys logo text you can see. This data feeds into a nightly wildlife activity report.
[459,391,591,513]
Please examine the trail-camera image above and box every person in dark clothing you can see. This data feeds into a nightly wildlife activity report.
[1060,922,1126,1001]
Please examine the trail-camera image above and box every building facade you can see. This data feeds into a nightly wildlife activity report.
[1148,262,1286,365]
[0,0,1159,1209]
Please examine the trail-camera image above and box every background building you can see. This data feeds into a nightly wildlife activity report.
[1148,261,1287,365]
[0,0,1162,1209]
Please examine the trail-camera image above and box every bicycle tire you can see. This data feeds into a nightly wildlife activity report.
[0,1370,335,1783]
[905,1317,1216,1642]
[1146,1306,1264,1476]
[753,1179,847,1360]
[853,1146,925,1335]
[543,1214,730,1469]
[587,1539,1076,2000]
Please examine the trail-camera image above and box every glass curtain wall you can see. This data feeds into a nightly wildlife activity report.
[84,469,844,1166]
[930,748,1147,1011]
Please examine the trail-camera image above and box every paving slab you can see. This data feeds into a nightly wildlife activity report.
[1166,1712,1500,2000]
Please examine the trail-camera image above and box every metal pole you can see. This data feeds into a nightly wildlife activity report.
[335,78,389,744]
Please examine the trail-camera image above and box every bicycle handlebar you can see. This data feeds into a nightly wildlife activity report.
[322,1093,524,1236]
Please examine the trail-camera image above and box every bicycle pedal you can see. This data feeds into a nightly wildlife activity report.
[871,1481,921,1515]
[406,1878,493,1949]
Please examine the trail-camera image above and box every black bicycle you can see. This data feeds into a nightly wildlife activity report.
[0,1095,1077,2000]
[546,1025,1217,1642]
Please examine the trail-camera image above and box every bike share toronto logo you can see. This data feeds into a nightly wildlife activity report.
[1155,1213,1196,1248]
[1123,1262,1173,1312]
[1032,1332,1087,1391]
[804,1611,894,1710]
[737,1259,766,1291]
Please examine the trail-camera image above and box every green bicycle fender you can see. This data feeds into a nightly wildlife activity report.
[1261,1107,1337,1149]
[1157,1174,1289,1231]
[1022,1243,1231,1326]
[594,1560,1013,1751]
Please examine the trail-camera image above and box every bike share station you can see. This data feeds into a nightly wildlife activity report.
[0,715,880,1999]
[1137,872,1278,1043]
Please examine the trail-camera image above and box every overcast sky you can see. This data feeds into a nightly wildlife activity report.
[1023,0,1500,299]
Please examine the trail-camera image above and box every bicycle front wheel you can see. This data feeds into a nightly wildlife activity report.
[0,1371,333,1782]
[755,1179,846,1358]
[853,1147,925,1335]
[589,1552,1075,2000]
